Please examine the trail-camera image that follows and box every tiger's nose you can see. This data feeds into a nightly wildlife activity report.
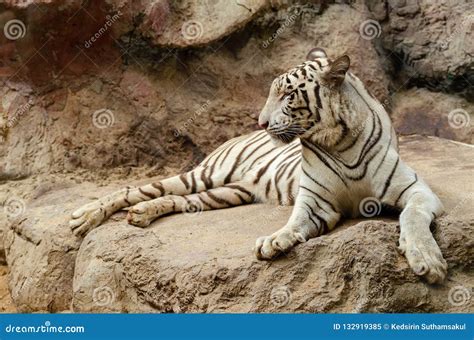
[259,121,269,129]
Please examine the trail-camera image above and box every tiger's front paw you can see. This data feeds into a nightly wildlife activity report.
[126,201,157,228]
[399,233,448,284]
[69,202,106,237]
[254,229,307,260]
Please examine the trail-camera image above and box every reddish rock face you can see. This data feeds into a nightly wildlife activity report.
[1,0,126,84]
[143,0,170,37]
[1,0,268,83]
[120,69,156,104]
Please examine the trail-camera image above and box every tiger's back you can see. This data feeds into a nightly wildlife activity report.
[198,130,301,206]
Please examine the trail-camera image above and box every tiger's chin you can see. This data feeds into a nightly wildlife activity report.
[268,133,298,147]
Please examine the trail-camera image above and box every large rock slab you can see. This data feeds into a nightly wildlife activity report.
[139,0,269,48]
[5,136,473,312]
[3,182,105,312]
[71,211,473,313]
[2,0,269,49]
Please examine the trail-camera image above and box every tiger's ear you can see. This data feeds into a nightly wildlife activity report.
[325,55,350,88]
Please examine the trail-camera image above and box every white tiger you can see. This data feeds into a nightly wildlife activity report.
[70,48,447,284]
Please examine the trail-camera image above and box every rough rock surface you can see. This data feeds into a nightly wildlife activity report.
[142,0,269,48]
[0,265,15,312]
[383,0,474,97]
[391,88,473,144]
[5,136,473,312]
[1,0,471,182]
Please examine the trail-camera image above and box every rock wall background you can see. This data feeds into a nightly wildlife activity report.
[0,0,472,312]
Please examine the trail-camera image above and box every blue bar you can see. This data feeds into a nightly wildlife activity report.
[0,314,471,339]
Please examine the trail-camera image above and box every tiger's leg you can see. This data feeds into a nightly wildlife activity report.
[255,187,341,260]
[391,175,447,284]
[126,182,255,227]
[69,132,267,236]
[70,167,214,236]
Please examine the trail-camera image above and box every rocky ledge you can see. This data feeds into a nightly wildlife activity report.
[4,136,474,312]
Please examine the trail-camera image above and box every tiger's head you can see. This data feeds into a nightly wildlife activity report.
[258,48,352,147]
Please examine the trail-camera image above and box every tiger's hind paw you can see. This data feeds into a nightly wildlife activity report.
[126,202,158,228]
[69,203,106,237]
